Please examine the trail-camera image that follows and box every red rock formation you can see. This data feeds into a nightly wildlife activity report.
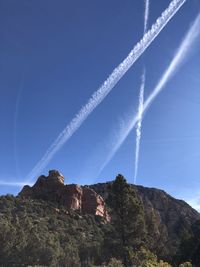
[64,184,83,210]
[19,170,109,220]
[82,186,106,217]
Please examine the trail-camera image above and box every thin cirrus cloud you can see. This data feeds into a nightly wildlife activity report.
[98,13,200,179]
[25,0,186,183]
[134,0,150,184]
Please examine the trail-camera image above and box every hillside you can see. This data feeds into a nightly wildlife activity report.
[0,171,199,266]
[91,183,200,262]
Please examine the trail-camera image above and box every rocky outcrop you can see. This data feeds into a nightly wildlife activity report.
[19,170,108,220]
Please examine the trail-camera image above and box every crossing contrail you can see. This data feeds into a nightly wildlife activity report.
[134,71,146,183]
[26,0,186,182]
[99,13,200,178]
[134,0,150,183]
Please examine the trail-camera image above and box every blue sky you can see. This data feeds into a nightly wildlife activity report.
[1,0,200,209]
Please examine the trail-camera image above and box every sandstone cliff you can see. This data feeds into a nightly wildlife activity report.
[19,170,108,220]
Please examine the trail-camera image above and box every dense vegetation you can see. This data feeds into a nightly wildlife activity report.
[0,175,198,266]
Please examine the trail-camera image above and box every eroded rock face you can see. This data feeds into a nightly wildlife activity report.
[63,184,83,210]
[82,186,105,217]
[19,170,108,220]
[48,170,65,184]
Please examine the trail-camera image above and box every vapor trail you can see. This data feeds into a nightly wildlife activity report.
[134,0,150,183]
[144,0,150,33]
[26,0,186,182]
[134,71,145,183]
[99,13,200,177]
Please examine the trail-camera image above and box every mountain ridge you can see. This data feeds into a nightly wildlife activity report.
[1,170,197,266]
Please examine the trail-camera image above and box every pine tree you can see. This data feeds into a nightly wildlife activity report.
[106,174,146,267]
[178,220,200,266]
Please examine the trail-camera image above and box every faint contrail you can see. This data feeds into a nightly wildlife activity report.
[144,0,150,33]
[26,0,186,182]
[134,0,150,183]
[99,13,200,177]
[0,181,33,187]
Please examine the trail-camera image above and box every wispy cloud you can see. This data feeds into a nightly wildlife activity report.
[98,111,135,175]
[26,0,186,182]
[99,13,200,178]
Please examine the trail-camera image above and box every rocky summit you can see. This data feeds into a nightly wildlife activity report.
[19,170,109,220]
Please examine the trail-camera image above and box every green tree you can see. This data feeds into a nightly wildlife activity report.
[177,220,200,266]
[106,174,146,266]
[106,258,124,267]
[130,247,172,267]
[179,262,192,267]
